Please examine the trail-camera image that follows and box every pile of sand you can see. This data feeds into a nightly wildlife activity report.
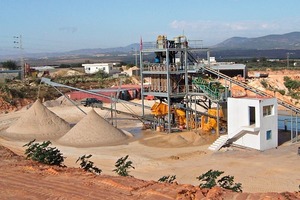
[2,100,71,141]
[43,96,76,107]
[140,131,217,148]
[57,109,129,147]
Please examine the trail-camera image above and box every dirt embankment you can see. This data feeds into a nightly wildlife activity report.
[1,145,299,200]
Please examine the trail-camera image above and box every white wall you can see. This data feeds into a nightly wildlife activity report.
[82,63,119,74]
[259,98,278,150]
[227,97,278,151]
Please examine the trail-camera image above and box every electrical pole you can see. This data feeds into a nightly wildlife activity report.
[287,52,290,69]
[13,35,24,80]
[286,52,295,69]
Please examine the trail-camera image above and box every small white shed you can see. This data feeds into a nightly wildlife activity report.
[227,97,278,151]
[82,63,119,75]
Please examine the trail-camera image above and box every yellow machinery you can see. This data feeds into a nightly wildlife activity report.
[151,102,169,131]
[151,102,169,117]
[151,102,187,125]
[200,108,223,132]
[175,108,186,126]
[151,102,223,132]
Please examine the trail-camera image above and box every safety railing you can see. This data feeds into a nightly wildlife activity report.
[142,63,185,72]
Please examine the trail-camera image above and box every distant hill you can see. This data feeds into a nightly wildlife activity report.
[1,32,300,61]
[66,43,140,55]
[212,32,300,50]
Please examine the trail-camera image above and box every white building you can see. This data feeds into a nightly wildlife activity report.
[227,97,278,151]
[82,63,120,75]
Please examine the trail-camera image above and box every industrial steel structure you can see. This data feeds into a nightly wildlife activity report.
[140,35,225,133]
[41,34,299,150]
[139,35,300,143]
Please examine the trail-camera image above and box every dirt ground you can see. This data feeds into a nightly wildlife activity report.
[2,145,300,200]
[0,99,300,197]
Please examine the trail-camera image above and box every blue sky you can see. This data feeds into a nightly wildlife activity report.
[0,0,300,54]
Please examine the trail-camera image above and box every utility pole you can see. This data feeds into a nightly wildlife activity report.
[287,52,290,69]
[13,35,24,80]
[286,52,294,69]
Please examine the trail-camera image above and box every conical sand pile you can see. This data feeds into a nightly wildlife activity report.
[57,109,128,147]
[4,100,71,140]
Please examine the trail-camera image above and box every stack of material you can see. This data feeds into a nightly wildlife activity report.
[57,109,129,147]
[4,100,71,140]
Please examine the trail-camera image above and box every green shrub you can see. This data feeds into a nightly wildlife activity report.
[260,79,268,88]
[218,175,243,192]
[277,89,286,95]
[196,169,242,192]
[290,92,300,100]
[284,76,300,90]
[113,155,135,176]
[158,175,176,183]
[76,154,102,175]
[196,169,224,189]
[23,140,65,166]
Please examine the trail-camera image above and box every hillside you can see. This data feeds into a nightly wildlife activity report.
[2,32,300,61]
[213,32,300,50]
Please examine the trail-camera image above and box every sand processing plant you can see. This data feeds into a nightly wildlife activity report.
[36,34,300,152]
[139,35,300,151]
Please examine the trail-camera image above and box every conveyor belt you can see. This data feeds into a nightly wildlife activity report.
[200,65,300,114]
[41,77,151,109]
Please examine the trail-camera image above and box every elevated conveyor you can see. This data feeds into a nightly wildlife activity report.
[192,77,225,101]
[199,65,300,114]
[41,78,151,109]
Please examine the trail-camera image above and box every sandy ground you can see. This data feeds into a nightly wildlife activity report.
[0,100,300,193]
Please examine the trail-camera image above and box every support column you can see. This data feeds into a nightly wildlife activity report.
[140,51,145,117]
[166,49,171,133]
[217,102,220,137]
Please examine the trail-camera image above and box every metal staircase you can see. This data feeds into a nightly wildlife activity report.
[200,65,300,114]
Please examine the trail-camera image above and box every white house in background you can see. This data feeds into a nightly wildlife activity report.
[82,63,120,74]
[227,97,278,151]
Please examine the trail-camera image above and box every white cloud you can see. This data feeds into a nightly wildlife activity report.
[169,19,299,45]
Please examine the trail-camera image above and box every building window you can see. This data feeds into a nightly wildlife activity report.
[263,105,273,116]
[266,130,272,140]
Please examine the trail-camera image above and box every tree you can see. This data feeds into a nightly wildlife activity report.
[94,70,109,79]
[76,154,102,175]
[196,169,242,192]
[196,169,224,189]
[1,60,19,70]
[113,155,135,176]
[23,140,65,167]
[158,175,176,183]
[59,64,71,68]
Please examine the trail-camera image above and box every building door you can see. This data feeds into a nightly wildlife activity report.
[249,106,256,126]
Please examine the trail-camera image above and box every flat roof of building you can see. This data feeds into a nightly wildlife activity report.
[211,64,246,70]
